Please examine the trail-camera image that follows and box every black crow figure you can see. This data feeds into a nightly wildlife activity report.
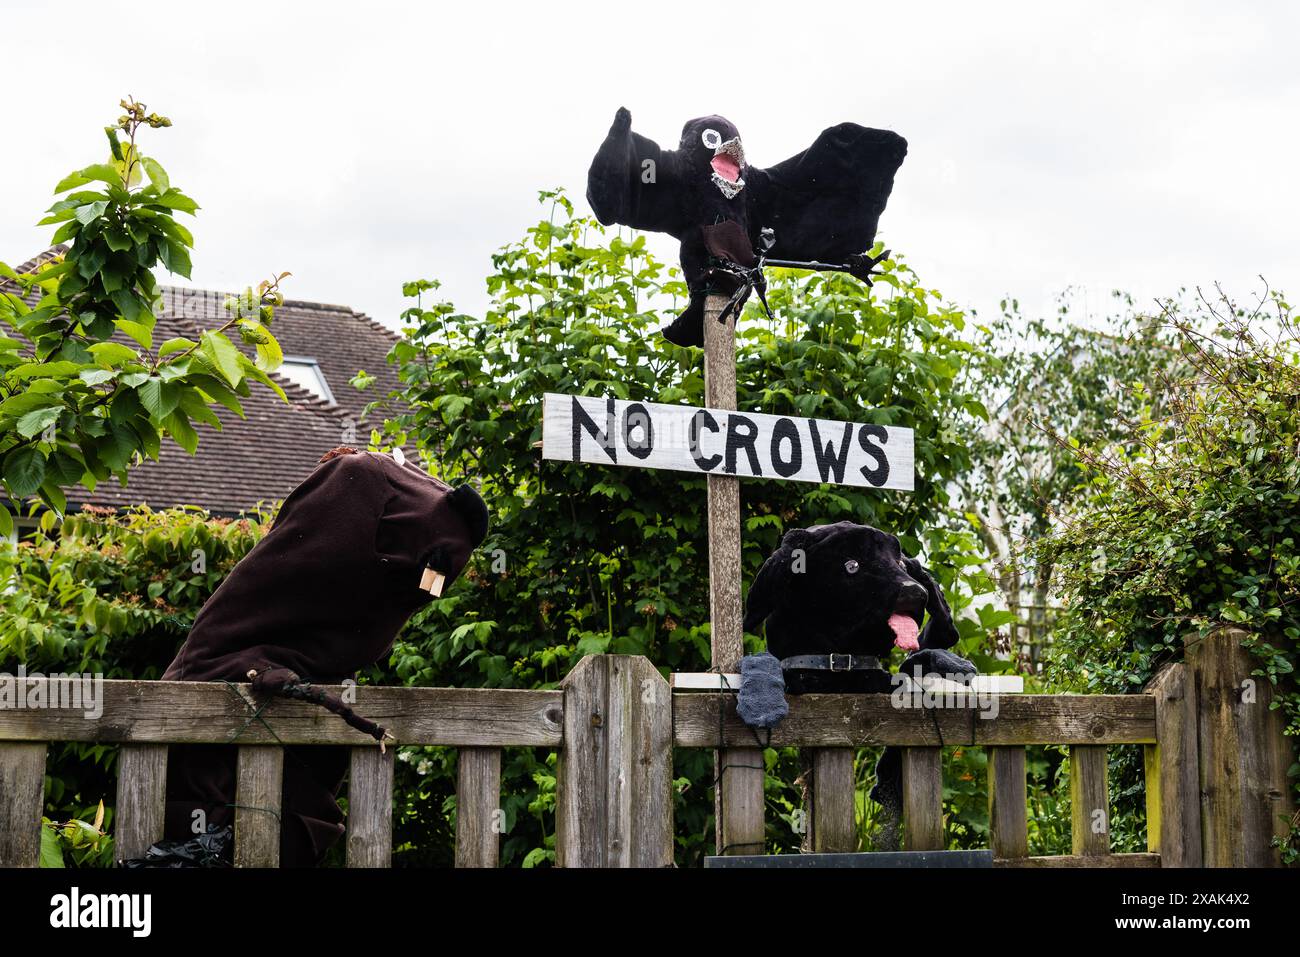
[586,107,907,346]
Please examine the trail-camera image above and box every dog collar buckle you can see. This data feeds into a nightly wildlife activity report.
[828,653,852,672]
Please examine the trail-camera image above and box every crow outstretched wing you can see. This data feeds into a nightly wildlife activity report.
[585,107,690,239]
[748,124,908,262]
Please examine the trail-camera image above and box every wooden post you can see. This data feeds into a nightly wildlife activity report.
[0,742,46,868]
[115,743,168,863]
[234,745,283,868]
[810,749,856,852]
[346,746,394,868]
[455,747,502,868]
[901,746,944,850]
[1069,745,1109,856]
[1187,627,1294,866]
[987,746,1028,860]
[703,291,766,856]
[1143,662,1202,866]
[556,655,673,867]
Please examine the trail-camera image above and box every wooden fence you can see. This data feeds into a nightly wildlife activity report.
[0,629,1291,868]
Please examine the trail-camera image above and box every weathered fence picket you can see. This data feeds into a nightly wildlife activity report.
[1187,626,1294,866]
[1143,662,1202,866]
[902,747,944,851]
[233,745,283,868]
[810,749,855,852]
[347,747,394,868]
[987,746,1028,860]
[454,747,502,868]
[1069,745,1110,857]
[0,742,45,868]
[555,655,673,867]
[114,743,168,863]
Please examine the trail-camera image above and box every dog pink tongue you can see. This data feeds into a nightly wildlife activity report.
[888,614,920,652]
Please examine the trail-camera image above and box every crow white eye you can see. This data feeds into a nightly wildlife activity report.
[701,128,722,150]
[844,559,860,574]
[898,560,907,570]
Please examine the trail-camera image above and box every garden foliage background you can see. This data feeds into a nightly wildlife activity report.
[4,190,1296,865]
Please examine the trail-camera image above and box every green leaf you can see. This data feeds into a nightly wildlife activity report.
[141,157,170,192]
[178,388,222,429]
[46,449,85,486]
[77,163,123,187]
[164,409,199,454]
[200,331,243,387]
[138,378,180,420]
[39,825,65,868]
[16,405,61,439]
[4,446,46,498]
[158,337,196,358]
[114,318,153,349]
[87,341,139,367]
[79,368,117,387]
[151,190,199,215]
[53,172,90,194]
[0,393,63,416]
[158,239,192,279]
[74,200,109,225]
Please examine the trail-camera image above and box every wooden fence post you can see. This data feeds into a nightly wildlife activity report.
[556,655,673,867]
[902,747,944,850]
[0,742,46,868]
[233,745,283,868]
[1187,627,1295,866]
[707,289,764,852]
[810,749,856,852]
[703,292,766,857]
[1143,662,1202,866]
[988,746,1028,860]
[1069,745,1110,856]
[115,743,168,863]
[346,746,394,868]
[455,747,502,868]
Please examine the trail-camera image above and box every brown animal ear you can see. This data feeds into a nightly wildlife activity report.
[903,557,959,650]
[743,528,812,632]
[319,446,360,463]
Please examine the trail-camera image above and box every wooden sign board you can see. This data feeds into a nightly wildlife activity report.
[542,392,914,492]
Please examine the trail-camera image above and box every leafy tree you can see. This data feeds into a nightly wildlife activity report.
[0,98,287,535]
[959,293,1186,635]
[373,190,1013,864]
[1034,284,1300,860]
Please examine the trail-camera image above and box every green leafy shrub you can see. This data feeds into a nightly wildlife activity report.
[1034,286,1300,860]
[375,191,1013,863]
[0,505,269,842]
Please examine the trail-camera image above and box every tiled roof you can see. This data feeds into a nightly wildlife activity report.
[157,285,404,424]
[4,248,406,516]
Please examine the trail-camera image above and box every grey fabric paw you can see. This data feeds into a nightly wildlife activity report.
[736,652,789,729]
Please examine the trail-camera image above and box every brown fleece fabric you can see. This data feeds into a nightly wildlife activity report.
[160,449,487,866]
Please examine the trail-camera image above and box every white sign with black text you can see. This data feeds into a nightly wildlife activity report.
[541,393,914,491]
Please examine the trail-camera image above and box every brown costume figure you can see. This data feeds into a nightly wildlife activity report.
[160,447,489,866]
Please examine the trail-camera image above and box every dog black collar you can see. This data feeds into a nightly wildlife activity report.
[779,654,884,673]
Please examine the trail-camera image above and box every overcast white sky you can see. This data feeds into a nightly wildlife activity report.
[2,1,1295,333]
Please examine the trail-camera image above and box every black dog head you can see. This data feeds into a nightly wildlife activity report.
[743,521,959,666]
